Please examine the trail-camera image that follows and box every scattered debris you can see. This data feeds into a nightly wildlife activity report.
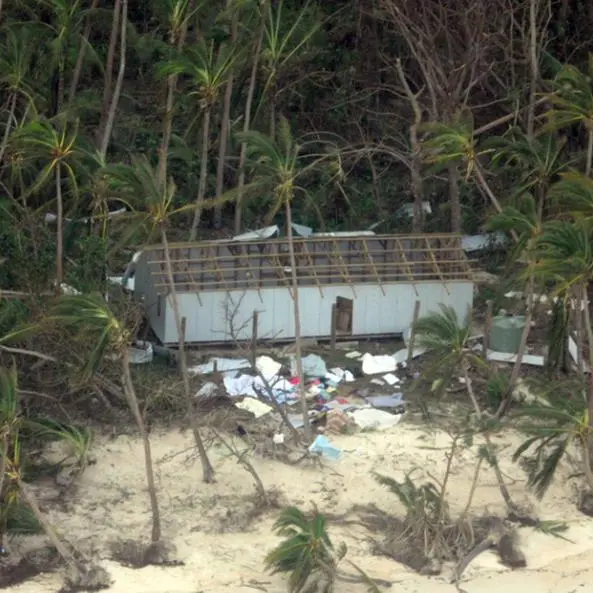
[188,358,251,375]
[128,341,154,364]
[309,435,342,460]
[235,398,273,419]
[349,408,403,431]
[361,353,397,375]
[486,350,545,367]
[301,354,328,377]
[195,382,218,398]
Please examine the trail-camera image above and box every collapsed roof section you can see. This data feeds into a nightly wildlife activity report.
[140,231,473,295]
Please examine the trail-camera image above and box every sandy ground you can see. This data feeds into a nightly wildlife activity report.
[5,417,593,593]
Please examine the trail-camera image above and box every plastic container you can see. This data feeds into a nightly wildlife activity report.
[489,315,526,354]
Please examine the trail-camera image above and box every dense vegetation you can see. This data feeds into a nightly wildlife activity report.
[4,0,593,591]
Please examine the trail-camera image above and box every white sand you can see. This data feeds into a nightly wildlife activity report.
[6,419,593,593]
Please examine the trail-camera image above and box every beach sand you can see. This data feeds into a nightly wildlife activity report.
[5,419,593,593]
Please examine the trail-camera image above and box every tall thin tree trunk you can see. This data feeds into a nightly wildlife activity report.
[67,0,101,107]
[496,274,536,418]
[121,350,161,541]
[57,60,65,114]
[581,283,593,432]
[0,92,16,163]
[285,200,311,442]
[160,229,215,482]
[463,363,519,512]
[527,0,539,139]
[189,107,211,240]
[97,0,122,144]
[19,481,80,567]
[448,162,461,232]
[0,434,7,551]
[99,0,127,160]
[56,162,64,292]
[213,0,238,229]
[587,128,593,178]
[234,16,265,234]
[157,1,193,187]
[395,58,424,232]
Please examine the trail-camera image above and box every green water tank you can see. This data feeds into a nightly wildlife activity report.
[489,315,526,354]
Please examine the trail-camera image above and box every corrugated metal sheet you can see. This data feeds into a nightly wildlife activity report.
[152,282,473,344]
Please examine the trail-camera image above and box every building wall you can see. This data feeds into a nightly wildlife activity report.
[134,253,166,341]
[158,282,473,344]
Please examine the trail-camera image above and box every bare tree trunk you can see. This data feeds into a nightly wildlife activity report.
[0,92,16,164]
[99,0,127,160]
[67,0,100,107]
[121,349,161,542]
[157,1,193,187]
[463,363,519,512]
[160,229,215,482]
[189,107,211,240]
[97,0,122,144]
[56,162,64,292]
[285,200,311,442]
[448,162,461,232]
[234,16,265,234]
[213,0,238,229]
[0,434,7,550]
[587,129,593,178]
[496,274,536,418]
[581,283,593,432]
[18,481,79,566]
[395,59,424,232]
[527,0,539,139]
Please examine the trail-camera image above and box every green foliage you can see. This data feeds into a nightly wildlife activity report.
[375,471,446,524]
[265,506,341,593]
[513,378,589,498]
[51,293,129,380]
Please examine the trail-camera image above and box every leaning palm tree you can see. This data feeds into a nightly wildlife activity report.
[234,117,339,441]
[513,376,593,498]
[0,363,110,589]
[420,116,505,220]
[103,156,217,482]
[11,114,99,290]
[543,60,593,176]
[158,40,239,239]
[486,193,543,416]
[413,305,520,513]
[534,219,593,427]
[51,293,164,543]
[488,128,571,218]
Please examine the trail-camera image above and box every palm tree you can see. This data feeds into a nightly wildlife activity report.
[548,170,593,219]
[34,0,93,114]
[257,0,320,137]
[158,40,239,239]
[12,115,99,290]
[103,156,220,482]
[513,377,593,497]
[51,293,163,541]
[486,193,543,416]
[0,362,110,588]
[543,61,593,176]
[420,117,507,232]
[155,0,197,187]
[234,118,338,441]
[0,26,39,163]
[413,305,520,512]
[489,128,571,218]
[234,0,266,233]
[534,219,593,428]
[265,506,343,593]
